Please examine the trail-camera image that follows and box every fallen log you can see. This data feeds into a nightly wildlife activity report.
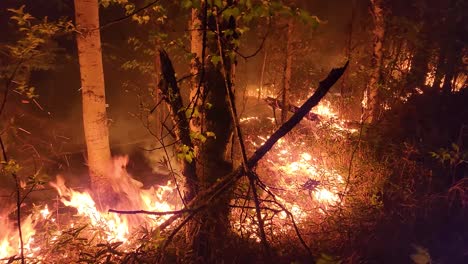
[156,61,349,231]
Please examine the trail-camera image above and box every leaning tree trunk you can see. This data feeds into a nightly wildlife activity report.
[364,0,385,123]
[441,38,462,94]
[74,0,112,199]
[186,1,235,262]
[281,19,293,124]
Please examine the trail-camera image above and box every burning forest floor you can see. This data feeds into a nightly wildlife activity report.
[1,93,468,263]
[0,95,360,263]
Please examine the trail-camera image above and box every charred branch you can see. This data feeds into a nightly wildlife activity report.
[158,50,198,203]
[108,208,193,216]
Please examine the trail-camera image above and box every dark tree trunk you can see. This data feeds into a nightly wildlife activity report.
[406,39,431,92]
[186,1,235,262]
[431,47,446,90]
[365,0,385,123]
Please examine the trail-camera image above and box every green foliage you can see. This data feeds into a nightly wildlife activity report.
[211,55,222,66]
[1,5,74,99]
[181,0,201,9]
[177,144,196,163]
[297,9,320,28]
[205,131,215,138]
[6,5,74,63]
[316,253,342,264]
[100,0,130,8]
[430,143,468,167]
[1,159,21,175]
[101,0,167,24]
[190,131,216,143]
[14,81,38,99]
[190,131,207,143]
[185,106,200,119]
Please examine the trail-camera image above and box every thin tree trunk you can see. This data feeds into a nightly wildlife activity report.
[281,19,293,124]
[406,40,430,91]
[153,42,164,137]
[74,0,112,199]
[186,1,235,262]
[441,41,461,94]
[258,48,268,102]
[340,0,356,115]
[431,48,445,90]
[365,0,385,123]
[440,0,463,94]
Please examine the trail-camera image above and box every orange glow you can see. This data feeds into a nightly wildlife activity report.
[1,100,351,258]
[1,156,181,260]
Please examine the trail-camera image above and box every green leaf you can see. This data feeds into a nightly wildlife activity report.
[181,0,193,9]
[205,102,213,109]
[211,55,222,66]
[206,131,216,138]
[185,153,193,163]
[213,0,222,8]
[101,0,111,8]
[223,7,240,18]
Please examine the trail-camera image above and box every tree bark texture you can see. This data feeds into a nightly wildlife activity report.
[74,0,112,197]
[365,0,385,123]
[186,1,235,262]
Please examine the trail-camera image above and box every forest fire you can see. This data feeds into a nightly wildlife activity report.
[1,0,467,262]
[1,99,351,261]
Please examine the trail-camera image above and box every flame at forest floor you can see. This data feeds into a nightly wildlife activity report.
[232,99,355,241]
[1,99,356,261]
[0,156,181,262]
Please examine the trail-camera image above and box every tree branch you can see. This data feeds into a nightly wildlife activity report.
[108,208,192,216]
[98,0,162,31]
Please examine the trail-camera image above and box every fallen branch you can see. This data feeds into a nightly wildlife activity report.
[108,208,193,216]
[157,61,349,232]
